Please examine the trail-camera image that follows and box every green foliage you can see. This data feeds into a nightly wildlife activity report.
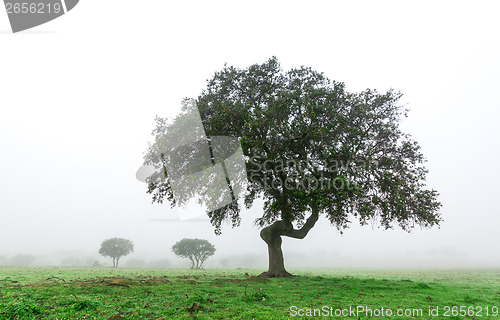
[245,291,269,302]
[145,57,441,235]
[1,298,44,319]
[414,282,431,289]
[172,238,216,269]
[98,238,134,268]
[72,299,99,311]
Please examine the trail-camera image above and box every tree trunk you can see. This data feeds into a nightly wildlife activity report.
[259,209,319,278]
[259,223,292,277]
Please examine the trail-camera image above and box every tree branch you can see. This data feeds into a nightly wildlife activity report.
[283,207,319,239]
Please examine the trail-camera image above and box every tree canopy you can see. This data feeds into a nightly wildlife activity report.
[98,238,134,268]
[144,57,441,276]
[172,238,216,269]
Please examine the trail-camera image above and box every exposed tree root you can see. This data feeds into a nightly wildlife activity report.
[258,270,294,278]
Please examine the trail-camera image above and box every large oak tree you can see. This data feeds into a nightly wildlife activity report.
[144,57,441,277]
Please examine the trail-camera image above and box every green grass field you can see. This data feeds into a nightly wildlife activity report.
[0,267,499,319]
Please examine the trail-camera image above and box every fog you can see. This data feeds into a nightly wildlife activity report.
[1,1,499,270]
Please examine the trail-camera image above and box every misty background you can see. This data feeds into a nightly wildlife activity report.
[1,1,499,269]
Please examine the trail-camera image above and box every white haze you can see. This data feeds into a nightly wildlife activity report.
[1,1,499,269]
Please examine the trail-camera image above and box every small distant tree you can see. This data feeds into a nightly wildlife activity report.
[98,238,134,268]
[219,257,230,268]
[60,258,85,267]
[147,259,171,269]
[124,258,147,269]
[172,238,216,269]
[9,254,36,266]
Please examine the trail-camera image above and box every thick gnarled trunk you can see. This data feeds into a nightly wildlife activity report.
[260,222,292,277]
[259,210,319,278]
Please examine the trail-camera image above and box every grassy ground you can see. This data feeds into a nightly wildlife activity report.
[0,267,499,319]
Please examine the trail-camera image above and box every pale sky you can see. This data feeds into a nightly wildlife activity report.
[1,1,499,268]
